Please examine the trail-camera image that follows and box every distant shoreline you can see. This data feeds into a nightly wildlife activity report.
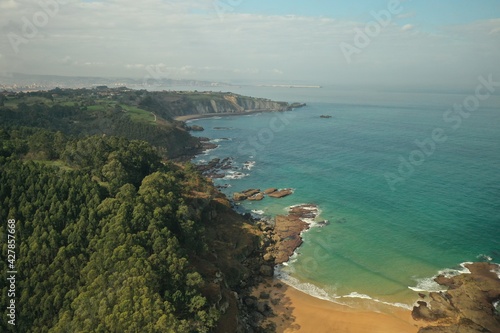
[174,109,290,122]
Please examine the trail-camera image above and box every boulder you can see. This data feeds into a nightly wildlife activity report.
[243,189,261,197]
[248,193,264,201]
[256,301,269,314]
[263,252,274,262]
[244,296,258,308]
[259,265,274,277]
[264,188,278,194]
[233,192,248,201]
[259,292,270,300]
[268,189,293,198]
[189,125,205,131]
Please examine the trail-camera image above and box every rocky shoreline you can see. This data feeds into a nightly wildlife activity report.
[267,204,321,265]
[230,202,323,332]
[182,116,500,333]
[192,159,500,332]
[412,262,500,333]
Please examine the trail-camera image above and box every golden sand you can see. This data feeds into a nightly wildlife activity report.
[254,279,421,333]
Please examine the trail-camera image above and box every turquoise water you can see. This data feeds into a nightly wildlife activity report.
[189,87,500,310]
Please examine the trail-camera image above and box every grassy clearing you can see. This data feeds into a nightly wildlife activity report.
[120,104,157,125]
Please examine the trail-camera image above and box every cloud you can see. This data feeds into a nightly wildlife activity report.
[445,18,500,37]
[401,24,414,31]
[126,64,146,69]
[0,1,499,88]
[0,0,19,10]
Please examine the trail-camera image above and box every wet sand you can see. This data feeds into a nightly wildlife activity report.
[254,279,421,333]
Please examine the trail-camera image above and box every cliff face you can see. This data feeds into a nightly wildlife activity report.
[185,190,276,333]
[140,91,297,119]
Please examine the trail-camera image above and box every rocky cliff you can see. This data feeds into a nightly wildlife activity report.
[412,262,500,333]
[187,189,280,333]
[138,91,303,119]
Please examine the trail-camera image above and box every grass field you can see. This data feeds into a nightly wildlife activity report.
[120,105,157,124]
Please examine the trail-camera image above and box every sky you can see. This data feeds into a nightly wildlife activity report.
[0,0,499,89]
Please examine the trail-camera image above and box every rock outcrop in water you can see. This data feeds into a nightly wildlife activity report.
[266,204,319,265]
[412,262,500,333]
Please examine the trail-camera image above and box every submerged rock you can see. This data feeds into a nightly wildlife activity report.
[268,189,293,198]
[189,124,205,131]
[247,193,265,201]
[242,189,261,197]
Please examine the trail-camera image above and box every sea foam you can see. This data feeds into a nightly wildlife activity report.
[242,161,256,170]
[409,262,475,293]
[275,265,413,310]
[223,171,249,180]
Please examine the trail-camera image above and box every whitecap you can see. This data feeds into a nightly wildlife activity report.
[490,264,500,279]
[343,292,372,300]
[274,266,338,303]
[242,161,256,170]
[342,293,413,310]
[203,146,219,155]
[211,138,232,143]
[408,277,446,293]
[439,263,471,278]
[275,266,413,310]
[409,262,476,293]
[286,203,323,227]
[477,253,493,262]
[223,171,249,180]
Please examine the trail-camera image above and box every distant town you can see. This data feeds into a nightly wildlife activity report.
[0,73,232,92]
[0,73,323,92]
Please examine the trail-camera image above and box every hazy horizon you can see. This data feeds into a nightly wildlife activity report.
[1,1,499,90]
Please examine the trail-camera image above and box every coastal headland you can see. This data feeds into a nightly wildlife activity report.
[189,107,500,333]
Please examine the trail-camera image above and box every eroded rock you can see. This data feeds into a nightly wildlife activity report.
[412,262,500,333]
[268,189,293,198]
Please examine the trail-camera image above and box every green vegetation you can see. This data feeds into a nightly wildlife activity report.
[0,87,279,332]
[0,129,220,332]
[0,89,199,159]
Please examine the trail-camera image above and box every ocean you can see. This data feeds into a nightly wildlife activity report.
[184,85,500,311]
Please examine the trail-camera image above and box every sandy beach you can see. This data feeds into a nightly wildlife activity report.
[254,279,421,333]
[174,109,286,122]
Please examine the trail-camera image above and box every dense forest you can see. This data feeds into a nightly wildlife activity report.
[0,88,200,159]
[0,89,271,332]
[0,87,298,159]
